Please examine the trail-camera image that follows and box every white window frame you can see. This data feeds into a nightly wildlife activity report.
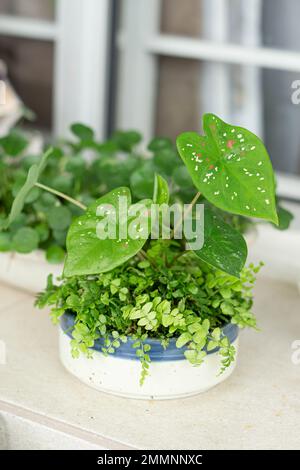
[0,0,112,139]
[117,0,300,200]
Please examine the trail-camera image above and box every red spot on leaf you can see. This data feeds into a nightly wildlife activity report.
[227,140,235,149]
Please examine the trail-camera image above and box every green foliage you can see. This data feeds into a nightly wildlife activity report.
[36,242,260,384]
[46,245,65,264]
[64,188,152,277]
[275,205,294,230]
[0,127,145,261]
[177,113,278,224]
[1,117,286,265]
[12,227,39,253]
[153,173,169,205]
[6,114,284,384]
[192,205,248,277]
[70,123,94,142]
[0,131,28,156]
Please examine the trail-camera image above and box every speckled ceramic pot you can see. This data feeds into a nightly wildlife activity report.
[59,312,239,400]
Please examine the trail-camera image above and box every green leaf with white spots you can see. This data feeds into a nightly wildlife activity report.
[177,113,278,224]
[64,187,152,277]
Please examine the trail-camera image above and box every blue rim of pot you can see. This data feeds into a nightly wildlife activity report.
[60,312,239,362]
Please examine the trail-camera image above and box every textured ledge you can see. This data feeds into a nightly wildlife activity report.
[0,278,299,450]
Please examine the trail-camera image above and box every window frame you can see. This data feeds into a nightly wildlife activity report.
[0,0,112,139]
[117,0,300,201]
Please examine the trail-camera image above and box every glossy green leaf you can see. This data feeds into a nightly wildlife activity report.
[12,227,39,254]
[190,205,248,277]
[177,113,278,224]
[64,187,152,277]
[153,174,169,205]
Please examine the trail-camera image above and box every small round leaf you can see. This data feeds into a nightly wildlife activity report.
[12,227,39,254]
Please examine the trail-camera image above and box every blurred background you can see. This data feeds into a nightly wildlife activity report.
[0,0,300,198]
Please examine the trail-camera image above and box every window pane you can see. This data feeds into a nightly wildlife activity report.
[160,0,300,52]
[0,0,56,21]
[0,35,54,131]
[160,0,202,38]
[155,56,201,138]
[155,58,300,176]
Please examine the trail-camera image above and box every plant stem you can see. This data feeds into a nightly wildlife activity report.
[171,191,201,238]
[35,182,87,211]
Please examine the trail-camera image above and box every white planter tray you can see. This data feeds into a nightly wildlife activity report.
[0,251,63,293]
[59,316,239,401]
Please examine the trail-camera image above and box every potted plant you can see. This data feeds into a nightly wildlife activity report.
[6,114,281,399]
[0,120,292,293]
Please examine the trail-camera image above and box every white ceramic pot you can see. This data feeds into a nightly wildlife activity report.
[0,251,63,293]
[59,314,239,400]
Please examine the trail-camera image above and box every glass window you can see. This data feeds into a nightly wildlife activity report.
[160,0,300,52]
[0,0,56,21]
[155,58,300,175]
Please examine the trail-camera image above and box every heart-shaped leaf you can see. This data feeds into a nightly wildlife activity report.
[189,205,248,277]
[64,187,152,277]
[177,114,278,224]
[153,174,169,205]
